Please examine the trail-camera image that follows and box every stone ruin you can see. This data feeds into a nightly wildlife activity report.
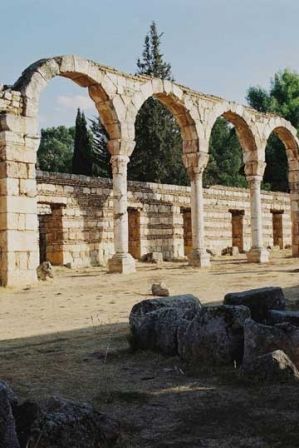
[0,381,120,447]
[1,55,299,287]
[129,288,299,382]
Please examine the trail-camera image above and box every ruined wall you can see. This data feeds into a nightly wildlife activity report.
[36,171,292,267]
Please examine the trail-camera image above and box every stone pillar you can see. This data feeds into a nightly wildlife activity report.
[289,168,299,257]
[183,153,210,267]
[0,113,39,286]
[245,161,269,263]
[108,154,136,273]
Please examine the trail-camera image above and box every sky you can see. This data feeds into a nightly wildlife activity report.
[1,0,299,128]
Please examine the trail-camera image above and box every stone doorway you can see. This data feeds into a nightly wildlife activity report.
[229,209,244,252]
[38,203,65,265]
[128,208,141,259]
[181,208,192,256]
[38,214,48,263]
[271,210,284,249]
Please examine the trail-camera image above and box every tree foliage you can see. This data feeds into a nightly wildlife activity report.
[128,21,188,185]
[247,69,299,192]
[72,109,93,176]
[89,117,111,178]
[37,126,74,173]
[204,118,247,188]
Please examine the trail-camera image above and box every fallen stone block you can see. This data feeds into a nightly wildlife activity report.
[0,381,20,448]
[243,319,299,368]
[130,294,201,322]
[178,305,250,365]
[241,350,299,382]
[129,307,190,355]
[14,396,119,448]
[224,287,286,322]
[267,310,299,326]
[129,295,201,355]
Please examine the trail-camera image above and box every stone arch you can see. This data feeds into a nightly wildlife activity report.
[263,119,299,167]
[130,79,202,155]
[13,55,122,145]
[206,103,258,155]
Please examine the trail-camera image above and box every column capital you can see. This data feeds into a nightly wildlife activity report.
[108,139,135,156]
[183,152,209,179]
[110,154,130,175]
[244,160,266,179]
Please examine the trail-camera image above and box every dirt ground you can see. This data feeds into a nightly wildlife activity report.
[0,251,299,447]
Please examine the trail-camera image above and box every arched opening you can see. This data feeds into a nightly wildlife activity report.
[264,126,299,253]
[128,93,196,185]
[37,76,100,175]
[128,89,199,260]
[205,110,258,188]
[205,111,257,254]
[12,57,121,270]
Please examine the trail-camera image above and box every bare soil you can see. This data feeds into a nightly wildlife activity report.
[0,252,299,447]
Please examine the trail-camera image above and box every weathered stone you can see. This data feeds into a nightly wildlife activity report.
[15,396,119,448]
[129,294,201,355]
[36,261,54,281]
[129,307,190,355]
[0,53,297,287]
[151,282,169,297]
[241,350,299,382]
[129,294,201,321]
[232,246,239,256]
[178,305,251,365]
[224,287,286,322]
[243,319,299,368]
[142,252,163,264]
[0,381,20,448]
[267,309,299,326]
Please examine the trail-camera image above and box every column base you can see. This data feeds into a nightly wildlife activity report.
[108,253,136,274]
[188,250,211,268]
[246,247,269,263]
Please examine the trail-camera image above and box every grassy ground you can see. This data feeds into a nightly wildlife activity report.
[0,253,299,447]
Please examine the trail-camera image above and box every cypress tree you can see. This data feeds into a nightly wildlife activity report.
[72,109,93,176]
[128,21,188,185]
[89,116,111,178]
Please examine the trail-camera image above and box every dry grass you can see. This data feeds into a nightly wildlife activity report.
[0,253,299,446]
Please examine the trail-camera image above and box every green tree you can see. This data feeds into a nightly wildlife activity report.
[128,21,188,185]
[204,118,247,188]
[37,126,75,173]
[247,69,299,192]
[89,117,111,178]
[72,108,93,176]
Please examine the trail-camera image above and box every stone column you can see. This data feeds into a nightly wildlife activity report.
[245,161,269,263]
[183,153,210,267]
[0,113,40,286]
[108,154,136,273]
[289,168,299,257]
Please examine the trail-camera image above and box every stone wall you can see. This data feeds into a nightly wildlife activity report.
[36,171,291,267]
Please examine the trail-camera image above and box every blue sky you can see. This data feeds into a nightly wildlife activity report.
[1,0,299,128]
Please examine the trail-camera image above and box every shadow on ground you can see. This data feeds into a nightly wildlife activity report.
[1,321,299,447]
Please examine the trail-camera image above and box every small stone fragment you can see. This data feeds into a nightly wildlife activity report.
[151,282,169,297]
[36,261,54,281]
